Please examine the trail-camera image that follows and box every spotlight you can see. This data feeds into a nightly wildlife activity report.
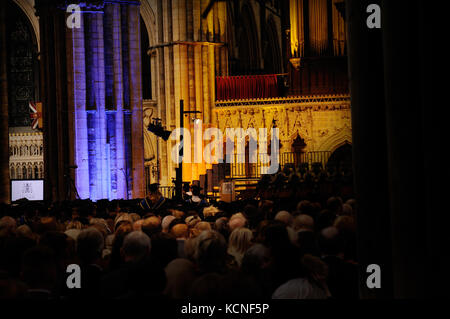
[147,121,172,141]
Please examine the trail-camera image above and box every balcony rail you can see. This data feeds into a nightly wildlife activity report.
[229,151,331,178]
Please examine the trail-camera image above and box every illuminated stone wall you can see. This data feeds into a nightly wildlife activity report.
[214,95,352,155]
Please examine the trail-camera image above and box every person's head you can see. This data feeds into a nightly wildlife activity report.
[89,218,111,235]
[195,221,211,233]
[258,200,274,219]
[194,230,227,273]
[214,217,230,240]
[150,232,178,267]
[274,211,293,226]
[142,216,162,237]
[66,220,83,230]
[296,200,313,215]
[191,185,201,196]
[262,221,291,249]
[148,183,161,196]
[164,258,197,299]
[114,213,132,231]
[316,209,337,231]
[133,219,145,231]
[161,215,176,233]
[170,210,185,220]
[148,184,163,204]
[36,217,58,235]
[228,227,253,255]
[326,196,343,215]
[77,227,104,265]
[296,230,320,257]
[16,225,36,241]
[318,226,344,256]
[345,199,357,215]
[39,231,71,268]
[334,215,356,234]
[241,243,270,274]
[203,206,220,218]
[171,223,189,239]
[109,221,133,269]
[301,254,329,281]
[228,227,253,266]
[21,245,57,291]
[121,231,151,263]
[228,214,246,231]
[129,213,141,223]
[341,203,353,217]
[189,273,223,300]
[185,215,201,228]
[293,214,315,232]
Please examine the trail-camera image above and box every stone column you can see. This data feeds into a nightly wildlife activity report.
[111,3,127,199]
[35,0,71,201]
[66,5,89,199]
[143,0,229,186]
[0,1,10,203]
[128,3,145,198]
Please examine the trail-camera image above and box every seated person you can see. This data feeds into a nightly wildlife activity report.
[140,183,170,215]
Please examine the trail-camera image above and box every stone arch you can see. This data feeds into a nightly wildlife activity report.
[236,2,261,73]
[13,0,40,51]
[264,15,282,73]
[140,1,157,100]
[140,0,156,46]
[317,129,352,153]
[6,0,40,127]
[10,165,15,179]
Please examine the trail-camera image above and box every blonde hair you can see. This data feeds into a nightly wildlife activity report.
[227,227,253,266]
[66,220,83,230]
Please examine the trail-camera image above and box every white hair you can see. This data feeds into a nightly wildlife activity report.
[275,211,293,226]
[122,231,151,259]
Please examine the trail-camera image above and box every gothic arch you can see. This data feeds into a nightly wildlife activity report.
[317,129,352,153]
[140,0,156,46]
[140,1,157,100]
[6,0,40,127]
[13,0,40,51]
[264,15,282,73]
[237,2,261,73]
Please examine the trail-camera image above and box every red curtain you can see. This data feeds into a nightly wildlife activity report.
[216,75,279,100]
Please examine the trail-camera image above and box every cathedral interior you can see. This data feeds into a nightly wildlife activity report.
[0,0,352,202]
[0,0,443,299]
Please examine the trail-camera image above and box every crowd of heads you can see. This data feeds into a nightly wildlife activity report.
[0,187,359,299]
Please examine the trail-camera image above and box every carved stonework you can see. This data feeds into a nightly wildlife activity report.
[9,131,44,179]
[214,95,352,154]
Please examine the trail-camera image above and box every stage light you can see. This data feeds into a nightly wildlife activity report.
[147,122,172,141]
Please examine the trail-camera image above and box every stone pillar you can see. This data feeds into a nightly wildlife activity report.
[0,1,10,203]
[107,3,127,199]
[35,0,71,201]
[152,0,227,186]
[39,0,144,201]
[66,5,89,199]
[346,0,393,298]
[128,3,145,198]
[381,0,442,298]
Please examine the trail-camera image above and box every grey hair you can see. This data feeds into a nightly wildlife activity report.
[77,227,105,263]
[275,211,293,226]
[122,231,151,259]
